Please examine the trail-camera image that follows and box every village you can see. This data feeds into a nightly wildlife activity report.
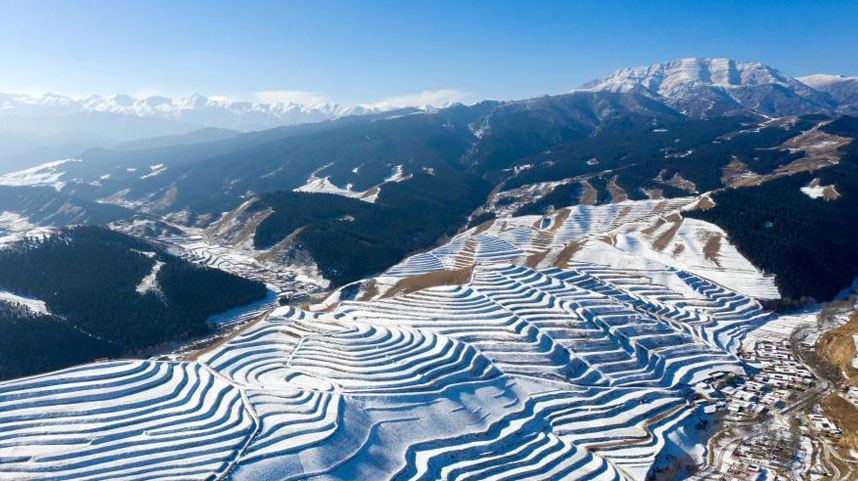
[697,337,854,481]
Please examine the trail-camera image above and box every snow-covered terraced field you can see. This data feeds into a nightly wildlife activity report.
[0,257,770,481]
[382,198,778,300]
[0,198,784,481]
[0,361,255,481]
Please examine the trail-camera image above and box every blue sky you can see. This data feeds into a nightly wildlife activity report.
[0,0,855,106]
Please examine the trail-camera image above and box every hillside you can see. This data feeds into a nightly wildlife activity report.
[1,60,857,303]
[687,116,858,302]
[0,226,266,380]
[579,57,839,117]
[3,56,858,480]
[0,196,778,481]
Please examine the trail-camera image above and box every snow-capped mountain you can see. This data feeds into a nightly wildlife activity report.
[579,57,838,117]
[798,74,858,113]
[0,92,371,142]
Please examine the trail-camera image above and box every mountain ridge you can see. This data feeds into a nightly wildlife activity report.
[578,57,851,117]
[0,91,368,137]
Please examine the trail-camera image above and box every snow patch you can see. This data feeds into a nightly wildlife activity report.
[294,163,411,203]
[800,178,839,200]
[0,290,50,315]
[0,211,53,246]
[140,164,166,179]
[0,158,80,191]
[384,164,406,182]
[136,260,165,296]
[294,175,363,198]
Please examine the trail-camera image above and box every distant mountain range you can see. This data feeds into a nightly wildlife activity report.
[578,57,858,117]
[0,57,855,162]
[0,92,373,140]
[2,56,858,295]
[0,92,380,173]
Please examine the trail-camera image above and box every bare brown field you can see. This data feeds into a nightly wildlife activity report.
[642,188,664,200]
[641,217,667,236]
[702,233,722,267]
[550,208,571,232]
[816,309,858,386]
[656,169,697,193]
[821,393,858,456]
[652,217,683,252]
[728,125,853,189]
[695,195,716,210]
[607,176,628,203]
[721,157,760,187]
[823,185,841,200]
[472,219,495,235]
[381,265,475,298]
[553,241,583,268]
[578,180,598,205]
[357,279,379,301]
[525,249,549,268]
[360,185,380,200]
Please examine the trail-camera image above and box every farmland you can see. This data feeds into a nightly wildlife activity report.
[0,197,807,481]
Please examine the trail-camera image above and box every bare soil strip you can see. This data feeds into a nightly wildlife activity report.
[607,176,628,203]
[578,180,598,205]
[524,250,549,268]
[553,241,583,268]
[357,279,379,301]
[550,208,571,232]
[652,217,684,252]
[381,265,475,298]
[472,219,495,235]
[702,233,722,267]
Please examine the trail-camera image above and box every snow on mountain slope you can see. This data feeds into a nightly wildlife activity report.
[575,217,779,300]
[376,197,777,300]
[0,92,381,142]
[0,193,792,481]
[293,163,412,203]
[581,58,799,94]
[0,158,80,191]
[0,92,351,129]
[0,211,53,246]
[0,289,50,315]
[798,74,858,112]
[0,253,770,481]
[579,57,836,117]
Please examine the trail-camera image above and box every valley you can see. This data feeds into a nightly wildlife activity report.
[2,194,857,480]
[1,56,858,480]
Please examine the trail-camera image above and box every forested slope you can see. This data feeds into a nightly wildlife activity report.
[0,226,266,379]
[688,117,858,302]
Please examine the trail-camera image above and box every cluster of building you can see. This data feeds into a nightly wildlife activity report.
[808,411,842,438]
[721,340,815,415]
[728,435,790,481]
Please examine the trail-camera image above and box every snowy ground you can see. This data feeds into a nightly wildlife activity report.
[0,289,50,315]
[377,197,778,300]
[0,255,771,481]
[0,196,806,481]
[0,158,80,192]
[293,163,411,203]
[0,211,53,246]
